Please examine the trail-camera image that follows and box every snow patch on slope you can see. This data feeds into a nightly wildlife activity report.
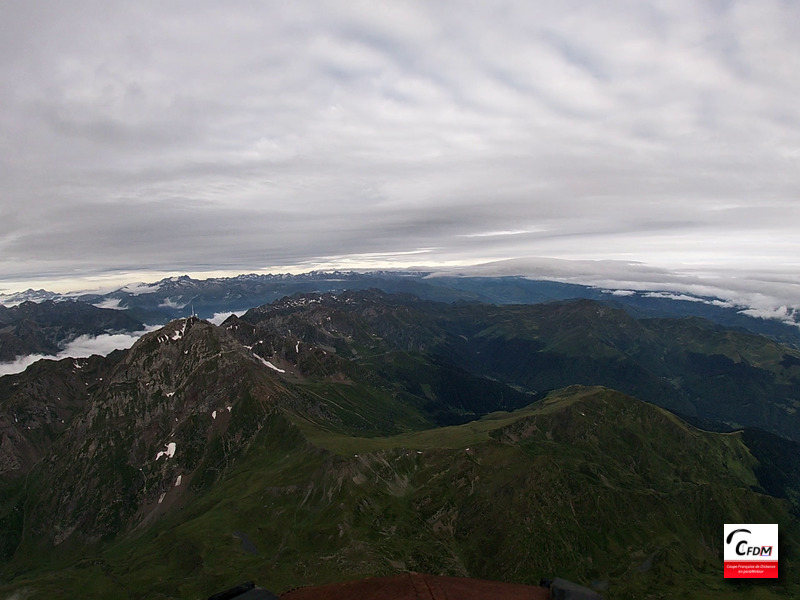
[254,354,286,373]
[155,442,177,461]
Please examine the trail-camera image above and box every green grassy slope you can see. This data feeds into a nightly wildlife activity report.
[3,386,798,600]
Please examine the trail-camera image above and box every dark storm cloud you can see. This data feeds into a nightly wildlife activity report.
[1,1,798,309]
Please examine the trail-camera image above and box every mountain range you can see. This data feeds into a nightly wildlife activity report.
[1,285,800,598]
[2,271,799,348]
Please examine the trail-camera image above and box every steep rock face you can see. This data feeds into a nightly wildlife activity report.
[23,317,291,548]
[0,354,116,477]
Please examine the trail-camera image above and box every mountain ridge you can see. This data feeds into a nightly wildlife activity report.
[3,272,798,346]
[229,290,800,440]
[2,294,800,598]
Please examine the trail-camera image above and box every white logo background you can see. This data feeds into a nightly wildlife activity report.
[724,524,778,561]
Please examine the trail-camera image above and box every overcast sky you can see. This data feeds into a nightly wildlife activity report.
[1,1,798,306]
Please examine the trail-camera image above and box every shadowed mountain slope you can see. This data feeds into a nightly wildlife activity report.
[233,291,800,440]
[0,300,143,361]
[1,295,800,598]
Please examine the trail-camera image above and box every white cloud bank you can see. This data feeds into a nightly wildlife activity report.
[0,329,156,377]
[430,257,800,327]
[209,311,247,325]
[92,298,125,310]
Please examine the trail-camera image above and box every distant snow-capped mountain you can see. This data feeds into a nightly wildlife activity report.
[0,288,62,307]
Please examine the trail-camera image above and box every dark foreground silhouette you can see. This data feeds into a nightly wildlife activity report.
[209,574,603,600]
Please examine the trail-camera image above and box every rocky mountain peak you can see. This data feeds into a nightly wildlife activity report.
[22,316,294,547]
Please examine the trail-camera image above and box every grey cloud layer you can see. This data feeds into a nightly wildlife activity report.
[1,1,798,291]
